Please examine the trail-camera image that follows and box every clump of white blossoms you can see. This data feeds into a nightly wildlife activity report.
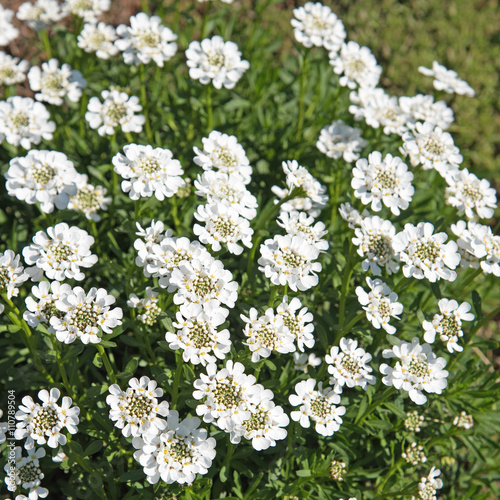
[63,0,110,23]
[0,52,28,86]
[444,168,497,219]
[402,442,427,466]
[330,459,347,481]
[355,277,403,334]
[352,151,414,215]
[0,96,56,149]
[405,410,426,433]
[451,220,500,276]
[112,144,185,200]
[272,160,329,217]
[399,94,454,131]
[422,298,474,353]
[23,222,98,281]
[0,250,29,307]
[86,89,145,136]
[325,338,376,394]
[276,295,315,351]
[419,60,475,97]
[192,360,260,435]
[15,388,80,449]
[291,1,346,51]
[23,281,71,331]
[132,411,217,485]
[67,174,111,221]
[193,202,253,255]
[330,41,382,89]
[115,13,177,67]
[128,287,162,326]
[293,352,322,373]
[166,304,231,366]
[316,119,367,163]
[77,22,119,59]
[0,6,19,46]
[241,307,296,362]
[380,337,449,405]
[186,36,250,89]
[339,202,364,229]
[402,121,463,175]
[352,215,400,275]
[453,411,474,430]
[28,58,87,106]
[4,446,48,499]
[193,131,252,183]
[5,150,79,213]
[412,467,443,500]
[277,211,329,252]
[17,0,64,31]
[258,235,322,291]
[106,376,170,439]
[393,222,460,282]
[289,379,346,436]
[50,286,123,344]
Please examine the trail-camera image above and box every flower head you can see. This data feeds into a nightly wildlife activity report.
[17,0,64,31]
[419,60,475,96]
[63,0,110,22]
[77,22,119,59]
[317,119,367,162]
[0,51,28,86]
[0,249,29,301]
[0,6,19,45]
[67,174,111,221]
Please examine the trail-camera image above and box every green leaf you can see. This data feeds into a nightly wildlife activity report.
[472,290,482,318]
[296,469,313,477]
[83,440,103,457]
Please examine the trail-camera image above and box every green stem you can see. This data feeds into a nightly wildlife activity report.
[375,458,405,496]
[206,84,213,133]
[296,49,309,140]
[96,344,116,384]
[139,63,153,143]
[355,387,396,426]
[337,260,354,332]
[268,285,279,307]
[40,29,52,59]
[170,196,181,232]
[341,311,365,335]
[55,343,75,399]
[171,352,184,409]
[200,1,211,39]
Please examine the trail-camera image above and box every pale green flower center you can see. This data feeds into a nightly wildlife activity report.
[216,147,238,167]
[245,408,268,432]
[123,393,153,421]
[414,241,440,263]
[439,315,461,338]
[137,157,161,175]
[140,302,161,326]
[255,324,279,349]
[49,242,73,263]
[374,167,397,190]
[0,67,15,80]
[282,248,305,268]
[164,438,193,462]
[139,31,161,48]
[18,461,42,483]
[340,353,361,375]
[186,320,213,349]
[378,298,391,318]
[191,274,217,296]
[462,183,482,202]
[73,186,99,211]
[0,267,10,290]
[31,405,59,434]
[32,163,57,184]
[212,379,243,409]
[68,302,99,331]
[310,396,330,420]
[207,52,225,68]
[43,72,64,92]
[106,102,128,122]
[407,356,430,378]
[213,216,237,239]
[11,111,30,128]
[368,234,393,259]
[73,0,93,11]
[424,136,445,156]
[282,311,300,337]
[347,58,366,75]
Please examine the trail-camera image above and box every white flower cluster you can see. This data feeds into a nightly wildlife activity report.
[419,60,475,97]
[17,0,64,31]
[316,119,367,163]
[128,287,162,326]
[0,6,19,46]
[0,51,28,86]
[412,467,443,500]
[193,360,289,450]
[77,22,119,59]
[106,376,217,485]
[67,174,111,221]
[0,250,29,313]
[63,0,110,22]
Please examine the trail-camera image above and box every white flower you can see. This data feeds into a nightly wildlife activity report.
[50,286,123,344]
[77,22,119,59]
[272,160,329,217]
[325,338,376,393]
[5,150,79,213]
[352,215,400,275]
[3,446,48,499]
[63,0,110,22]
[23,281,71,331]
[402,121,462,175]
[28,58,86,106]
[393,222,460,282]
[241,307,296,362]
[106,376,170,439]
[85,89,145,136]
[0,97,56,149]
[194,171,257,220]
[115,13,177,67]
[132,412,216,485]
[399,94,454,130]
[133,220,171,271]
[186,36,249,89]
[67,174,111,222]
[402,442,427,465]
[355,277,403,334]
[291,2,346,51]
[23,222,98,281]
[339,202,364,229]
[192,360,260,434]
[0,409,7,443]
[444,168,497,219]
[127,287,162,326]
[166,304,231,366]
[380,337,449,405]
[423,298,474,353]
[0,249,29,300]
[258,234,322,292]
[276,295,315,351]
[17,0,64,31]
[289,379,346,436]
[15,388,79,449]
[193,131,252,183]
[451,220,500,276]
[404,410,426,433]
[168,257,238,315]
[277,211,329,252]
[193,201,253,255]
[453,411,474,430]
[112,144,185,201]
[293,352,321,373]
[316,119,367,162]
[330,41,381,89]
[419,60,475,96]
[352,151,414,215]
[0,52,28,86]
[0,6,19,46]
[414,467,443,500]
